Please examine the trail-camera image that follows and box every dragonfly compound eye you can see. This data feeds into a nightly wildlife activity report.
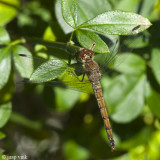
[80,49,94,60]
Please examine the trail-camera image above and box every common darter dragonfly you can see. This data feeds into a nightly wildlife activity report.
[14,25,147,151]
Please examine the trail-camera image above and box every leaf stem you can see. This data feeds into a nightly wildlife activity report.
[70,31,75,41]
[9,38,26,47]
[25,37,81,56]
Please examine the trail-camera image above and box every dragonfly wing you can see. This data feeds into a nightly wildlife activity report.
[14,54,85,80]
[46,80,93,94]
[16,76,93,94]
[59,68,93,94]
[98,30,149,75]
[14,54,93,94]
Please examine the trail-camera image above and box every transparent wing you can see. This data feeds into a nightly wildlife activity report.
[96,27,149,75]
[14,25,149,94]
[14,53,93,94]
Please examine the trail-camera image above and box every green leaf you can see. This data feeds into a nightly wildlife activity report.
[0,131,6,139]
[75,0,112,19]
[30,59,67,82]
[61,0,78,28]
[61,0,112,28]
[43,26,57,41]
[116,0,140,12]
[103,74,145,123]
[63,140,90,160]
[0,26,10,44]
[151,48,160,84]
[149,1,160,21]
[123,31,150,48]
[119,127,152,150]
[78,10,152,35]
[10,112,42,130]
[108,153,130,160]
[76,29,109,53]
[0,0,19,26]
[0,72,14,103]
[0,47,11,90]
[55,0,73,34]
[0,102,12,128]
[59,64,93,94]
[13,45,34,78]
[26,37,80,57]
[55,87,81,111]
[114,53,146,75]
[30,60,93,94]
[139,0,157,17]
[146,85,160,118]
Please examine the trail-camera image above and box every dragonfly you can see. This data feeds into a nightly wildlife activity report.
[79,43,116,150]
[14,25,146,151]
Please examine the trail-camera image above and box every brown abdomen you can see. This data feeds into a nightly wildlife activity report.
[92,81,116,151]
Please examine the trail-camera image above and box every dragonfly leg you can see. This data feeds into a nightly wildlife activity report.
[80,73,85,82]
[68,70,85,82]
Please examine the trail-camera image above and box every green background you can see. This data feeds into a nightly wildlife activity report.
[0,0,160,160]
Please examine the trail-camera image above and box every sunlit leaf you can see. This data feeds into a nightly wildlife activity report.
[0,47,11,89]
[43,26,57,41]
[0,102,12,128]
[0,131,6,139]
[56,0,112,34]
[78,10,152,35]
[61,0,112,28]
[0,0,19,26]
[30,59,67,82]
[55,0,73,34]
[76,29,109,53]
[59,64,93,94]
[63,140,90,160]
[13,45,34,78]
[61,0,78,28]
[147,131,160,160]
[151,48,160,85]
[41,64,93,94]
[0,26,10,44]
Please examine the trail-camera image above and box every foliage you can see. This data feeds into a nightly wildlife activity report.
[0,0,159,159]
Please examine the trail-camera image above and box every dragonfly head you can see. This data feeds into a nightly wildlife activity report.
[79,49,94,62]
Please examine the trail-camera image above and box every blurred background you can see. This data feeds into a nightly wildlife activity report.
[0,0,160,160]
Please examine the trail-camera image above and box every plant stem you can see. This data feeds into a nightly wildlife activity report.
[70,31,75,41]
[9,38,26,47]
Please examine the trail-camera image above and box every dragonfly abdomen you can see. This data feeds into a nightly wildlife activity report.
[80,49,116,151]
[92,81,116,151]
